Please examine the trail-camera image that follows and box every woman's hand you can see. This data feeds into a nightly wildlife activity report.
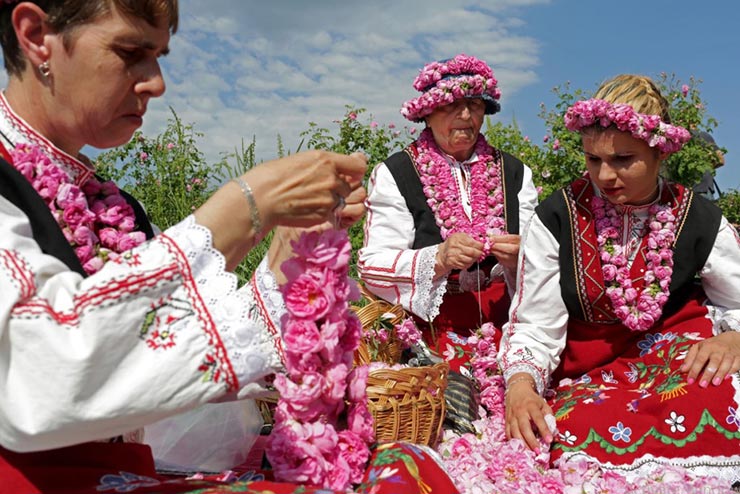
[268,186,367,284]
[195,150,367,271]
[505,374,555,452]
[434,233,484,278]
[250,150,367,229]
[488,234,521,270]
[679,332,740,387]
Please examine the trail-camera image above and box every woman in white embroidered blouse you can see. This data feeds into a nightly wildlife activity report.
[0,0,367,489]
[498,74,740,485]
[358,54,538,375]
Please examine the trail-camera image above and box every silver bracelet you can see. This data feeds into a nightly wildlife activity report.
[505,376,536,394]
[232,177,262,238]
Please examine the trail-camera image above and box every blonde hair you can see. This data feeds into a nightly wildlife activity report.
[593,74,671,123]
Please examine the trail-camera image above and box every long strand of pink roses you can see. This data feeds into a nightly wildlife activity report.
[9,143,145,274]
[416,128,506,257]
[592,195,676,331]
[267,229,374,491]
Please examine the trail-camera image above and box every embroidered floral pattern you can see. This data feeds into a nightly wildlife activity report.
[727,406,740,428]
[608,421,632,442]
[637,331,677,357]
[138,297,194,350]
[97,471,160,492]
[665,411,686,433]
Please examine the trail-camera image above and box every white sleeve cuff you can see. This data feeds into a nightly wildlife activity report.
[166,216,281,388]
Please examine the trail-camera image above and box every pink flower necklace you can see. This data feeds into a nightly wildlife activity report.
[415,128,506,256]
[591,195,676,331]
[9,143,145,275]
[267,229,374,491]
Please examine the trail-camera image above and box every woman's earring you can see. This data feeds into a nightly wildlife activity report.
[38,61,51,80]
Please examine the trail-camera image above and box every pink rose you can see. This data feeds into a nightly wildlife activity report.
[100,181,119,196]
[347,365,368,402]
[117,231,145,252]
[290,229,352,271]
[97,204,127,225]
[282,318,323,355]
[267,423,327,485]
[99,227,119,249]
[63,203,95,227]
[336,430,371,485]
[347,401,374,443]
[72,225,98,247]
[83,256,105,273]
[82,178,102,196]
[273,372,329,422]
[282,270,335,320]
[325,454,352,491]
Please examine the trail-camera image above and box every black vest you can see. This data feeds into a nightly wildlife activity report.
[536,180,722,322]
[0,158,155,277]
[384,148,525,250]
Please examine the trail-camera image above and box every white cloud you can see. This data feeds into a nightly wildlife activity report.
[137,0,550,165]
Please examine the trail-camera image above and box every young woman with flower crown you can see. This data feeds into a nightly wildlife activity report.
[499,74,740,485]
[359,54,538,380]
[0,2,459,493]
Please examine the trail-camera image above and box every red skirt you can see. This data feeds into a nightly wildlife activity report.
[0,441,458,494]
[549,296,740,478]
[416,276,507,373]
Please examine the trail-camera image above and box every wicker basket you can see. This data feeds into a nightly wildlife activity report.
[366,362,449,447]
[350,287,406,365]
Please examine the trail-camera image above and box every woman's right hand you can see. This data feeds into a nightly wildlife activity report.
[247,150,367,229]
[195,150,367,271]
[434,232,484,278]
[505,375,555,452]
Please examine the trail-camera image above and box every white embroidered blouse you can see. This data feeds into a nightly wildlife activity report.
[498,184,740,395]
[0,93,284,453]
[358,152,538,322]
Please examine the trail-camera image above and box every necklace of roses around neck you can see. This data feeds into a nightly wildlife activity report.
[591,195,677,331]
[8,142,145,275]
[415,129,506,257]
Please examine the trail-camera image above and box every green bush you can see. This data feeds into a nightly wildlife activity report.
[96,76,734,286]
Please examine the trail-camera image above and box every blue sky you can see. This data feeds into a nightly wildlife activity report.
[5,1,737,190]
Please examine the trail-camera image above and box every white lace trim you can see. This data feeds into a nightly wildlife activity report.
[254,257,287,336]
[558,451,740,485]
[166,216,281,386]
[503,364,547,396]
[415,245,447,321]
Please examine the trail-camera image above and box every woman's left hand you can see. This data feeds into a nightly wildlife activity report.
[679,332,740,387]
[488,234,520,270]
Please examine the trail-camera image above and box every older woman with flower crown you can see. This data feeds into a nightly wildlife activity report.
[0,2,460,494]
[359,54,538,380]
[499,74,740,486]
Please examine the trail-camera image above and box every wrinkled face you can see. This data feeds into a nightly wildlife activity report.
[425,97,485,161]
[582,128,666,206]
[42,5,170,153]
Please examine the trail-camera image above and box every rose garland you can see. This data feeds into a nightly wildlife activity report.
[415,128,507,258]
[267,229,374,491]
[9,143,145,274]
[564,99,691,154]
[591,195,676,331]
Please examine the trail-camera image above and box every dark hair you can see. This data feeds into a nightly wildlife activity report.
[1,0,179,76]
